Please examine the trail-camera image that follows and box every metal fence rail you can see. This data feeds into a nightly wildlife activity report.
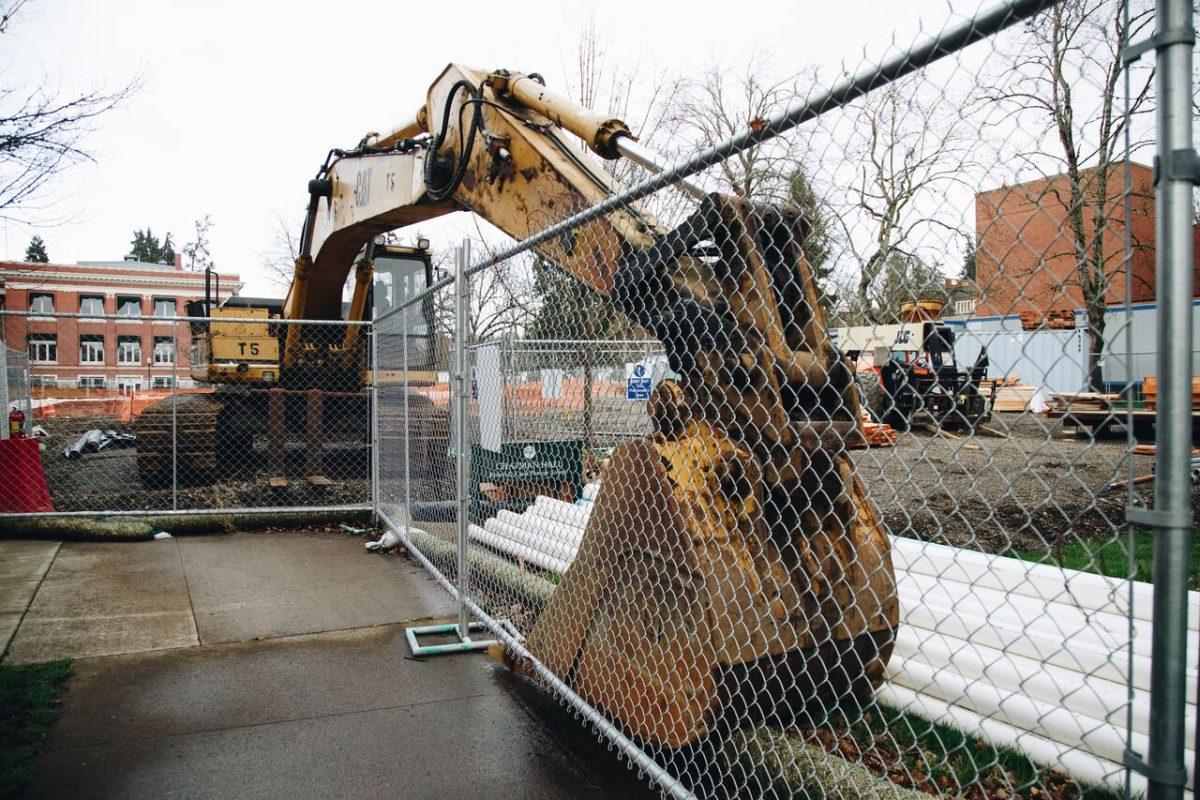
[376,1,1197,799]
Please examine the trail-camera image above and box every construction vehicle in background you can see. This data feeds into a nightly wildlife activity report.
[833,320,991,431]
[134,243,438,487]
[142,64,898,747]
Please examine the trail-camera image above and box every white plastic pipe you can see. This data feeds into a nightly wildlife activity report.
[892,625,1188,742]
[469,523,571,574]
[897,570,1176,661]
[877,682,1155,797]
[891,535,1199,630]
[532,496,592,529]
[496,509,584,548]
[483,517,578,563]
[886,657,1196,791]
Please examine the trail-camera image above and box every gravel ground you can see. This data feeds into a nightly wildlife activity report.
[851,412,1196,554]
[37,415,370,513]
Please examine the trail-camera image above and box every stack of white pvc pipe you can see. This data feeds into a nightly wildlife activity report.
[472,489,1199,796]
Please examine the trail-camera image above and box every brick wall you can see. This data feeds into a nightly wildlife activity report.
[974,161,1200,318]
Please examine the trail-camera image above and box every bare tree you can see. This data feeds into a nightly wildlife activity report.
[836,76,973,324]
[182,215,214,272]
[668,52,816,201]
[259,213,300,291]
[0,0,138,222]
[985,0,1156,389]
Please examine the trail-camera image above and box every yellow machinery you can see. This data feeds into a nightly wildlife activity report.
[141,64,897,745]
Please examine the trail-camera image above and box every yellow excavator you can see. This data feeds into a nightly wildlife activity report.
[139,64,898,746]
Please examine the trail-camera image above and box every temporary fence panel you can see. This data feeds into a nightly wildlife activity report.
[371,1,1198,798]
[0,312,372,515]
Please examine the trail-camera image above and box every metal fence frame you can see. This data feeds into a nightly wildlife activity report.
[0,310,373,519]
[373,1,1197,799]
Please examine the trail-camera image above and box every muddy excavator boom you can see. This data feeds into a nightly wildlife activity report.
[290,63,897,746]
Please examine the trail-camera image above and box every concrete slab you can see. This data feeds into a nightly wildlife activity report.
[178,532,455,644]
[30,624,656,800]
[45,624,497,748]
[0,540,58,655]
[5,540,196,664]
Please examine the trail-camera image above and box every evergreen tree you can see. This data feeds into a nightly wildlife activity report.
[787,168,836,307]
[24,235,48,263]
[129,227,175,263]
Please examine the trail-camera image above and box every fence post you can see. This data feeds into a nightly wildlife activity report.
[454,239,472,640]
[370,324,379,524]
[1136,2,1196,798]
[0,337,9,440]
[171,320,178,511]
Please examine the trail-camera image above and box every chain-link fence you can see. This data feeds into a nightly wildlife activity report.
[0,311,371,515]
[376,1,1197,798]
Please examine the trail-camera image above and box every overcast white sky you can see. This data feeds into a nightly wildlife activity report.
[4,0,1003,294]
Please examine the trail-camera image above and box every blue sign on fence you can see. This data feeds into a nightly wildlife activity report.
[626,362,652,400]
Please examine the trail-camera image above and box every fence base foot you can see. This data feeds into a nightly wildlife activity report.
[405,621,507,657]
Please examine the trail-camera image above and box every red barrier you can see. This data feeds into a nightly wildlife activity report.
[0,437,54,512]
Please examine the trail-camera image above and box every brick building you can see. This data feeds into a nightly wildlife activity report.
[0,256,242,390]
[973,161,1200,319]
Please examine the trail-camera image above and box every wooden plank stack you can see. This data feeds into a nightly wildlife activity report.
[859,420,899,447]
[1142,375,1200,411]
[981,376,1042,412]
[1046,391,1118,413]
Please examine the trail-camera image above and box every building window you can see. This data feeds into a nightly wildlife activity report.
[30,375,57,388]
[953,299,978,315]
[116,376,142,395]
[117,296,142,317]
[27,334,57,363]
[153,336,175,364]
[153,298,177,317]
[79,335,105,364]
[151,376,175,389]
[117,336,142,365]
[79,295,105,317]
[77,376,105,389]
[28,293,53,315]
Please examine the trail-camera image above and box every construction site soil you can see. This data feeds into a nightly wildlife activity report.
[32,411,1192,555]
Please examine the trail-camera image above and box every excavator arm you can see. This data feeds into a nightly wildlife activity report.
[285,63,897,746]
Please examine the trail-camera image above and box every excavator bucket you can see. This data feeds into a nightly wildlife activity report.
[499,194,898,747]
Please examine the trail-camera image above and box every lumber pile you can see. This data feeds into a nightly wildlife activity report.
[858,420,899,448]
[1046,391,1118,413]
[987,383,1040,412]
[1020,309,1076,330]
[1142,374,1200,410]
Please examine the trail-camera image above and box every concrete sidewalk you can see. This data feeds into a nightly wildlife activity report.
[0,532,655,800]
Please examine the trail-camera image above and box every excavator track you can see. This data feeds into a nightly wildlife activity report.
[134,393,224,487]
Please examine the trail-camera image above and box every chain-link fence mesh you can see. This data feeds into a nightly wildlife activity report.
[375,1,1197,798]
[0,312,371,514]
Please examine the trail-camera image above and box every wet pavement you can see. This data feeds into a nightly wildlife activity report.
[0,533,657,799]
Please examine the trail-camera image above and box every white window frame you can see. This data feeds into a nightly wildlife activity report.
[79,294,105,318]
[153,336,176,365]
[116,376,143,395]
[150,376,175,389]
[27,334,57,364]
[152,297,177,318]
[116,296,143,317]
[30,374,57,388]
[28,293,54,316]
[77,375,106,389]
[79,335,105,365]
[117,336,142,365]
[953,299,977,315]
